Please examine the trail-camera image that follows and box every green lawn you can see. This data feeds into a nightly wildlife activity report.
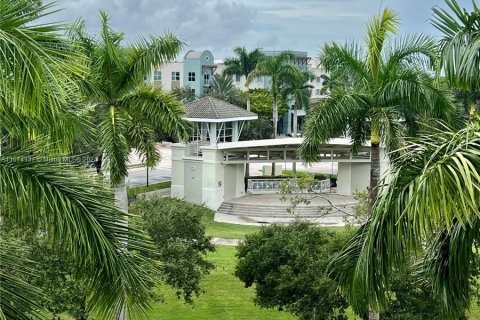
[202,211,262,239]
[127,181,171,197]
[147,245,295,320]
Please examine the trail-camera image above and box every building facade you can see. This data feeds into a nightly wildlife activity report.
[145,49,329,135]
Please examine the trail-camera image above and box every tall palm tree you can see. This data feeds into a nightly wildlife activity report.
[280,70,314,136]
[330,3,480,319]
[248,51,300,139]
[1,1,156,318]
[223,47,263,111]
[70,13,190,214]
[300,8,454,210]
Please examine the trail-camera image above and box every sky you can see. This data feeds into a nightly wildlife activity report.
[46,0,474,60]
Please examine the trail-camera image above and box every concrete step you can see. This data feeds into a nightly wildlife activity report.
[216,202,353,218]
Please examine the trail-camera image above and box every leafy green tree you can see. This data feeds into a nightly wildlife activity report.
[380,265,459,320]
[1,1,156,318]
[130,197,215,303]
[248,51,300,138]
[223,47,264,111]
[204,73,245,107]
[70,13,190,214]
[240,89,287,141]
[172,87,196,103]
[235,222,352,320]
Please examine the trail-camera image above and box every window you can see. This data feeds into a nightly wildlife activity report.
[316,76,321,83]
[204,73,210,81]
[172,71,180,81]
[188,72,196,82]
[315,89,321,96]
[154,71,162,81]
[235,74,241,82]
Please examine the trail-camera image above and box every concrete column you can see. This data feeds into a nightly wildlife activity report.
[336,162,370,196]
[200,147,225,210]
[232,121,239,142]
[224,163,245,201]
[209,123,217,146]
[170,143,188,199]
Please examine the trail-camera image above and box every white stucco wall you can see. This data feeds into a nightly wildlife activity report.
[146,62,184,91]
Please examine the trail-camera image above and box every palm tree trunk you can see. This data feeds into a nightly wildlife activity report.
[293,104,298,136]
[292,104,298,172]
[273,96,278,138]
[246,87,251,112]
[114,176,128,320]
[115,176,129,216]
[368,142,381,209]
[271,95,279,176]
[368,141,381,320]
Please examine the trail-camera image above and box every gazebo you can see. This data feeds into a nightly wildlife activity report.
[184,96,257,150]
[171,97,257,209]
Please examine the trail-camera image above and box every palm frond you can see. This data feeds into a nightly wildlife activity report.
[432,0,480,90]
[120,85,190,143]
[122,32,184,92]
[366,8,400,81]
[0,238,45,320]
[331,121,480,318]
[320,41,369,86]
[99,105,130,186]
[299,93,370,162]
[0,144,156,318]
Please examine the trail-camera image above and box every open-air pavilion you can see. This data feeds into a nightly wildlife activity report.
[171,97,388,211]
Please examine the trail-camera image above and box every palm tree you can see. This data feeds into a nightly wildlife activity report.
[299,9,455,319]
[248,51,300,139]
[432,0,480,93]
[1,1,156,318]
[223,47,263,111]
[70,13,190,214]
[280,70,314,136]
[206,73,244,106]
[319,74,340,95]
[330,3,480,319]
[332,122,480,319]
[300,8,454,210]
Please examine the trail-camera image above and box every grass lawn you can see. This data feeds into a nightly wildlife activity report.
[202,210,261,239]
[127,181,171,197]
[146,245,295,320]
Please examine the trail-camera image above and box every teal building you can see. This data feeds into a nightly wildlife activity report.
[183,50,216,96]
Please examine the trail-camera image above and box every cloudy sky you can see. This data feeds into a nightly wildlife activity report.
[47,0,473,60]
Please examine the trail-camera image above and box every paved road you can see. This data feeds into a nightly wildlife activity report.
[126,144,172,186]
[127,166,171,186]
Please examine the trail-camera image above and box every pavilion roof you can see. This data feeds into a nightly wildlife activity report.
[184,96,258,123]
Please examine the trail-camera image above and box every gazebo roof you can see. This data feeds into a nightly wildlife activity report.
[184,96,258,123]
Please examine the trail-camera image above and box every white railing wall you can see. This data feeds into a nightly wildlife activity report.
[247,178,330,194]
